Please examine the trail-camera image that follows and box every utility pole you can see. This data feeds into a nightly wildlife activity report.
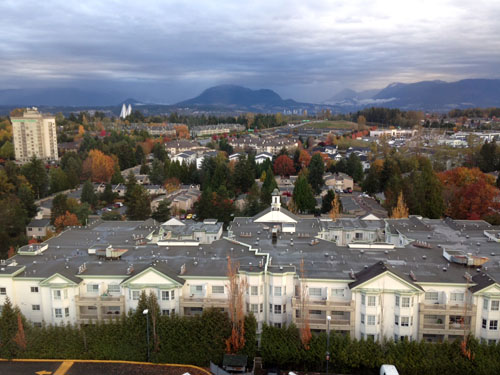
[143,309,150,362]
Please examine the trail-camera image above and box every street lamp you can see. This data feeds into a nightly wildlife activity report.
[326,315,331,375]
[143,309,150,362]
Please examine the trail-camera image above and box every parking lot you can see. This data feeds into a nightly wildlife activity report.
[0,360,211,375]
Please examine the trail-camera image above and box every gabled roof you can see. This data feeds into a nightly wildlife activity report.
[162,217,185,226]
[470,273,498,293]
[39,272,82,286]
[253,207,299,224]
[349,261,423,291]
[120,264,185,286]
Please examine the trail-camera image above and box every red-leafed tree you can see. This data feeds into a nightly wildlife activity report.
[273,155,295,177]
[54,211,80,232]
[438,167,500,220]
[298,150,311,168]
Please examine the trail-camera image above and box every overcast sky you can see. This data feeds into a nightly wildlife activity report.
[1,0,500,103]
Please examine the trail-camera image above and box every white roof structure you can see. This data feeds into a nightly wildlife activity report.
[254,189,298,224]
[162,217,185,226]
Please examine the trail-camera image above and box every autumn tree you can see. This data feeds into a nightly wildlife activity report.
[298,150,311,168]
[329,195,341,220]
[54,211,80,231]
[438,167,500,220]
[273,155,295,177]
[174,124,189,139]
[82,149,115,183]
[226,256,247,353]
[390,192,409,218]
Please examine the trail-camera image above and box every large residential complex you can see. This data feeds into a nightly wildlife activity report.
[2,191,500,344]
[11,108,58,164]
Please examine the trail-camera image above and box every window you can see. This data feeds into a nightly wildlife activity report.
[331,288,344,297]
[0,287,6,295]
[64,289,68,299]
[260,303,263,313]
[484,299,489,311]
[65,307,69,317]
[283,304,286,314]
[395,295,399,307]
[274,287,282,296]
[401,297,410,308]
[260,285,263,295]
[401,317,409,327]
[367,315,376,325]
[492,301,499,311]
[251,304,258,314]
[32,305,40,311]
[53,290,61,300]
[395,315,399,326]
[309,288,321,297]
[171,308,175,315]
[368,296,377,306]
[54,308,62,318]
[87,284,99,293]
[212,285,224,294]
[483,319,487,329]
[190,285,203,295]
[31,286,39,293]
[108,285,120,294]
[162,309,170,316]
[34,322,42,327]
[132,290,140,300]
[274,323,281,328]
[361,294,366,305]
[361,313,365,324]
[171,290,175,300]
[269,304,273,313]
[274,305,282,314]
[251,286,258,296]
[450,292,464,303]
[490,320,498,331]
[161,291,170,301]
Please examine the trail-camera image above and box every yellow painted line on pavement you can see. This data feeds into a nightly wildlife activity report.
[54,360,74,375]
[0,358,211,375]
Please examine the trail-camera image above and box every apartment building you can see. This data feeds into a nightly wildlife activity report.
[1,192,500,344]
[11,107,58,164]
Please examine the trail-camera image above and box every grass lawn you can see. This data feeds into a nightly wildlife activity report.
[305,120,358,129]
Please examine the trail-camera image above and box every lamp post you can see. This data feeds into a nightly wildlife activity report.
[326,315,331,375]
[143,309,150,362]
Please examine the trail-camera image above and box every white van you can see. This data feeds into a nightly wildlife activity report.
[380,364,399,375]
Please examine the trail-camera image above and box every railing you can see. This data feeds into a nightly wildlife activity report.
[292,297,353,308]
[421,303,473,312]
[76,295,123,303]
[423,323,446,330]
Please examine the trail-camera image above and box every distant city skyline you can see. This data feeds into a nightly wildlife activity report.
[1,0,500,104]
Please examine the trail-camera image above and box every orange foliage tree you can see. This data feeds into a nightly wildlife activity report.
[174,124,190,139]
[82,149,115,183]
[298,150,311,168]
[273,155,295,177]
[438,167,500,220]
[390,192,409,219]
[225,256,247,353]
[54,211,80,232]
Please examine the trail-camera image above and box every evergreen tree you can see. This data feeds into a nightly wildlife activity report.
[17,183,37,218]
[244,183,262,216]
[124,171,137,204]
[51,194,68,225]
[152,142,167,162]
[0,297,19,358]
[111,165,124,184]
[135,145,145,165]
[20,156,48,199]
[81,179,97,206]
[126,185,151,220]
[346,153,364,183]
[48,167,70,194]
[152,199,171,223]
[321,189,336,213]
[308,153,325,194]
[140,160,150,175]
[260,167,278,206]
[149,159,166,185]
[293,174,316,213]
[100,183,116,205]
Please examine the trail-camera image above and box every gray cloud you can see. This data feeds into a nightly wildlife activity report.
[1,0,500,103]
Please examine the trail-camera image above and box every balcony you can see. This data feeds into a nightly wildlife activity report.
[292,297,354,311]
[180,296,228,309]
[75,295,124,306]
[420,303,474,314]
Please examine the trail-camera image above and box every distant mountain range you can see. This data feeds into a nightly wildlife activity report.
[175,84,306,111]
[326,79,500,110]
[1,79,500,112]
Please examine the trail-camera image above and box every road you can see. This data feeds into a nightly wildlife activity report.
[0,360,210,375]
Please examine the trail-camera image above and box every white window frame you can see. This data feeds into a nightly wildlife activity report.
[53,290,61,300]
[309,287,322,297]
[161,291,170,301]
[361,313,365,324]
[331,288,344,297]
[491,300,499,311]
[401,297,410,308]
[87,284,99,293]
[274,287,282,296]
[401,316,410,327]
[31,286,39,293]
[484,299,489,311]
[274,304,282,314]
[395,295,399,307]
[132,290,140,300]
[395,315,399,326]
[54,308,62,318]
[32,305,40,311]
[251,286,258,296]
[368,295,377,307]
[490,320,498,331]
[108,284,120,294]
[367,315,376,326]
[450,292,464,303]
[212,285,224,294]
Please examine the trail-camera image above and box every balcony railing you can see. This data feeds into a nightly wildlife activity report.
[423,323,446,330]
[76,295,124,303]
[420,303,474,312]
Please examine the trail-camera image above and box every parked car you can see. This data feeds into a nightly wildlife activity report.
[186,214,193,220]
[380,364,399,375]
